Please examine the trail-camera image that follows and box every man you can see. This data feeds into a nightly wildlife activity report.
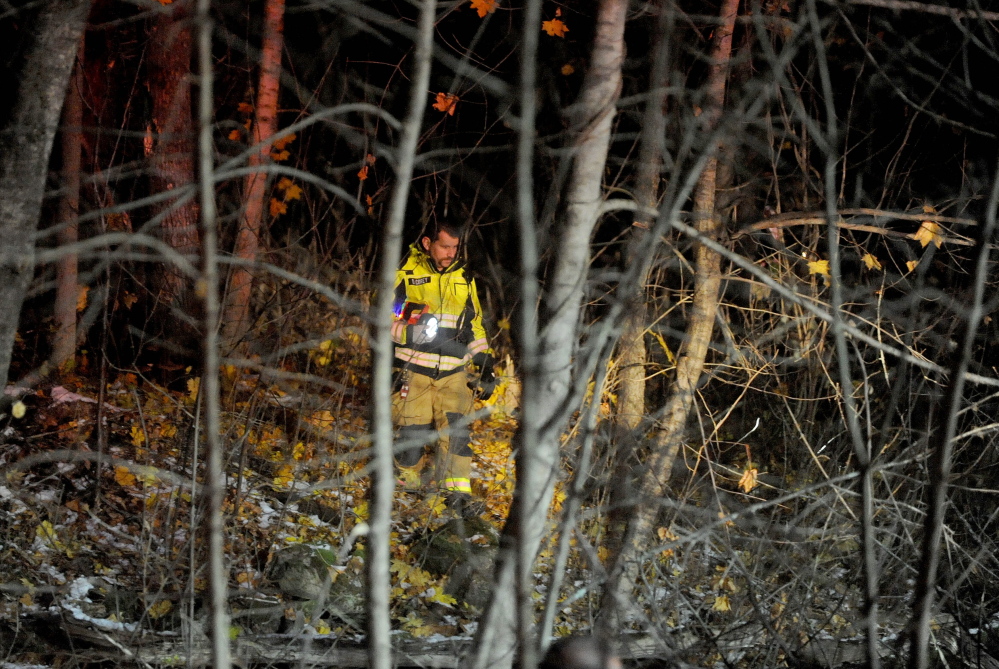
[391,220,496,514]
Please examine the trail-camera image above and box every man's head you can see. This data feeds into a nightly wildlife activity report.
[421,222,462,271]
[539,636,622,669]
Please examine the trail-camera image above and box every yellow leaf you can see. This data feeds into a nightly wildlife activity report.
[433,92,459,115]
[77,285,89,312]
[807,259,829,276]
[712,594,732,612]
[270,198,288,217]
[18,593,32,606]
[115,465,137,487]
[542,17,569,37]
[738,467,758,493]
[561,63,575,75]
[469,0,497,17]
[914,220,942,248]
[497,318,511,330]
[12,401,26,419]
[187,377,200,402]
[147,599,173,619]
[922,204,937,214]
[130,424,145,446]
[906,259,920,273]
[315,621,332,634]
[862,253,882,270]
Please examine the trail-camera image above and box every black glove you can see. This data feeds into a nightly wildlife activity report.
[407,312,439,345]
[470,353,497,401]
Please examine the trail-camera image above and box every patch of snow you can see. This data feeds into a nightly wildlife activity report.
[1,663,52,669]
[67,577,93,602]
[56,602,137,632]
[3,386,31,396]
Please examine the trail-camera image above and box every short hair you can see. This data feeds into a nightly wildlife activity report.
[540,637,619,669]
[423,219,463,242]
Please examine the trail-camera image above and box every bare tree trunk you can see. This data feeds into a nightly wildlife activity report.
[193,1,230,667]
[473,2,627,667]
[0,0,91,392]
[600,0,740,628]
[605,0,672,571]
[367,2,436,669]
[222,0,285,349]
[148,1,200,305]
[53,41,85,370]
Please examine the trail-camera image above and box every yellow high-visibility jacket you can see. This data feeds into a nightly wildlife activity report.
[391,244,490,378]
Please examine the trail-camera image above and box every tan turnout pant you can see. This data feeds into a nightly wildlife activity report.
[392,371,474,493]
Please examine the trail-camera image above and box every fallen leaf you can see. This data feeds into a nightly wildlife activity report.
[147,599,173,619]
[114,466,137,487]
[542,17,569,37]
[470,0,497,17]
[712,594,732,612]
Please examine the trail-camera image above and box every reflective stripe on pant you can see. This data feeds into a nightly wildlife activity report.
[392,371,474,491]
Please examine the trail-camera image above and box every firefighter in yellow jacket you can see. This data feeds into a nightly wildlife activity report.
[391,221,496,513]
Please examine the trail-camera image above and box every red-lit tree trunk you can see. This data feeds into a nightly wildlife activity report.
[148,2,200,305]
[53,41,85,370]
[0,0,91,392]
[599,0,741,629]
[222,0,285,349]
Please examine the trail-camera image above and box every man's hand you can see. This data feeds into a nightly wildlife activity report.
[407,312,438,345]
[470,353,497,401]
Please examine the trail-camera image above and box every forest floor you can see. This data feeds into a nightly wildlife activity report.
[1,352,979,668]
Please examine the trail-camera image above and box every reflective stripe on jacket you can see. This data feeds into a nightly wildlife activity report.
[392,243,490,378]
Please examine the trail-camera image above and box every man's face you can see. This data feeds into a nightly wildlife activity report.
[422,230,460,270]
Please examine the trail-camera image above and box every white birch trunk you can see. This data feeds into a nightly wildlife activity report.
[473,2,627,667]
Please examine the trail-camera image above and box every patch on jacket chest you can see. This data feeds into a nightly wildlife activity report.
[408,277,431,286]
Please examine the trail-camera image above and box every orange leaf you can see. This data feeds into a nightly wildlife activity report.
[470,0,497,17]
[433,92,459,115]
[283,183,303,201]
[542,17,569,37]
[560,63,575,75]
[272,133,296,150]
[357,165,369,181]
[227,129,242,141]
[237,102,254,114]
[270,198,287,217]
[365,153,376,165]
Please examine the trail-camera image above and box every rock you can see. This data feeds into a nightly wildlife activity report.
[411,518,498,610]
[266,544,333,601]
